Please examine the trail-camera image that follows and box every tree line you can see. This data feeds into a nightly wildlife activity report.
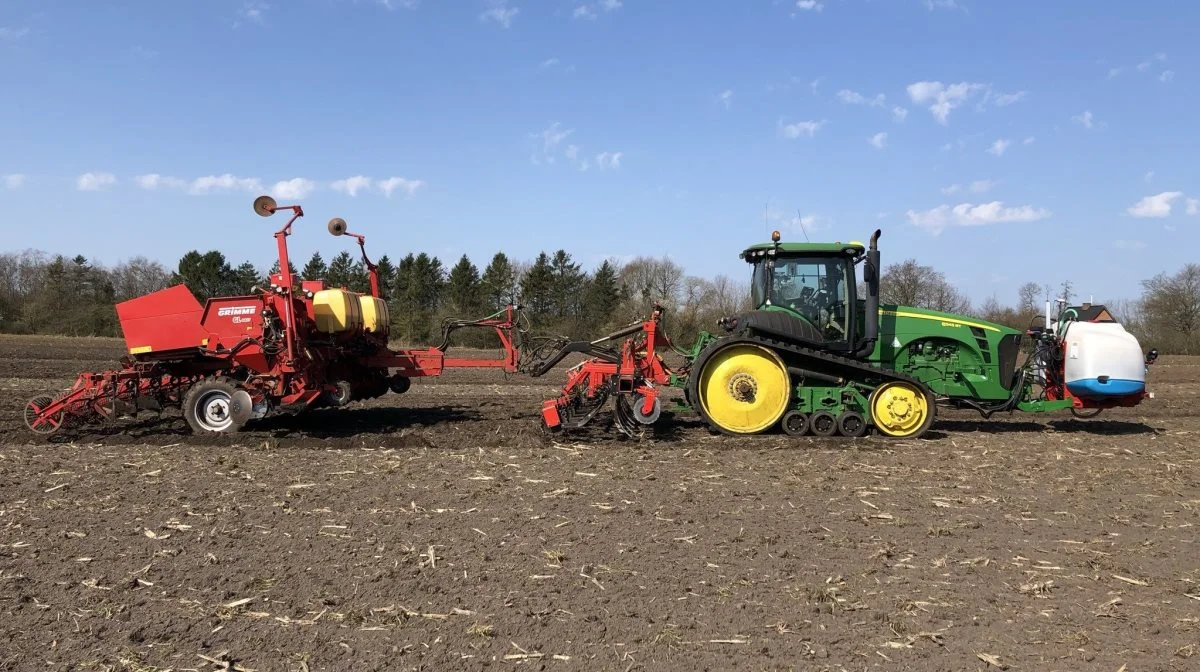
[1,247,1196,354]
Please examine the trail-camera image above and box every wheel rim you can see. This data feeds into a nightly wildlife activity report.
[870,382,929,437]
[839,412,866,437]
[812,412,837,435]
[697,344,790,434]
[195,390,234,432]
[782,410,808,436]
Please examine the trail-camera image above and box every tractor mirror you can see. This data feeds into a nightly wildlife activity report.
[327,217,347,236]
[253,195,277,217]
[1146,348,1159,363]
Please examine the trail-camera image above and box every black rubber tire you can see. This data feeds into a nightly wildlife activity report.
[837,411,868,437]
[810,411,838,436]
[331,380,353,406]
[390,376,411,394]
[781,410,809,436]
[182,377,247,435]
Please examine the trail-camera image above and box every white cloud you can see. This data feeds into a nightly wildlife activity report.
[1113,239,1146,250]
[539,57,559,69]
[970,179,996,193]
[837,89,885,107]
[1188,198,1199,216]
[1072,110,1094,129]
[719,89,734,109]
[992,90,1027,106]
[331,175,373,197]
[939,142,955,152]
[1160,70,1175,83]
[236,2,268,26]
[986,138,1010,156]
[1126,191,1182,218]
[564,144,579,161]
[892,106,908,122]
[595,151,622,169]
[906,80,985,124]
[796,1,824,12]
[77,172,116,191]
[1107,67,1125,79]
[378,177,424,198]
[0,25,31,40]
[532,122,573,164]
[809,77,822,95]
[940,184,961,195]
[1136,61,1151,72]
[480,4,518,28]
[601,0,622,10]
[3,173,25,189]
[923,0,962,10]
[375,0,420,8]
[189,174,263,194]
[1144,170,1155,184]
[778,118,825,139]
[134,174,185,190]
[907,201,1051,235]
[1023,136,1036,145]
[271,178,316,200]
[572,5,596,20]
[868,132,887,149]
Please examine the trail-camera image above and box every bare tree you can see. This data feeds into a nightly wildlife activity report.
[1137,263,1200,354]
[111,256,171,302]
[880,259,970,314]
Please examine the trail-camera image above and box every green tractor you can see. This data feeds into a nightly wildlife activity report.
[537,229,1154,440]
[682,228,1151,439]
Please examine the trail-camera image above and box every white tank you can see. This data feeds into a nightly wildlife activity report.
[1062,321,1146,398]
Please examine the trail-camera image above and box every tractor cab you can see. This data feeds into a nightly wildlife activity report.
[737,230,881,358]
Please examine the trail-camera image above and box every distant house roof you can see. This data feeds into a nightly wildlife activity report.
[1066,303,1115,322]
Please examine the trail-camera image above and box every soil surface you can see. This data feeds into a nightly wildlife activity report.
[1,333,1197,671]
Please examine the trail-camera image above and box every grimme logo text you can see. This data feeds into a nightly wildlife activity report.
[217,306,257,317]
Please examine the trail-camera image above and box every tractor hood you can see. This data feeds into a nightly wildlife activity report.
[878,304,1022,338]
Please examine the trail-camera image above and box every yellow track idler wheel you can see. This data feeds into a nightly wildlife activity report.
[869,381,934,438]
[696,344,790,434]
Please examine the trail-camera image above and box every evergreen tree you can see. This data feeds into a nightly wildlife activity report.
[480,252,516,311]
[391,252,445,343]
[173,250,236,301]
[267,259,298,278]
[520,252,556,319]
[348,259,371,294]
[549,250,585,319]
[325,251,356,289]
[374,254,397,301]
[583,260,621,331]
[301,252,327,282]
[232,261,263,294]
[447,254,482,315]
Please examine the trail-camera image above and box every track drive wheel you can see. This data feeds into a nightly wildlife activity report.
[868,381,934,439]
[694,343,791,435]
[183,378,249,435]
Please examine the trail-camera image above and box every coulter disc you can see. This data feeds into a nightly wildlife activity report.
[24,395,65,435]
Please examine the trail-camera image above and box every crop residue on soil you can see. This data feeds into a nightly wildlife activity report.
[0,334,1197,671]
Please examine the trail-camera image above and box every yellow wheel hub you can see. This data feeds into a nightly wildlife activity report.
[870,382,930,437]
[697,344,790,434]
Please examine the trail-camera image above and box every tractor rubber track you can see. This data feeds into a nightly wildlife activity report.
[685,333,935,436]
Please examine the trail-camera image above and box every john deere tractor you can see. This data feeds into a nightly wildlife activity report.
[684,229,1029,439]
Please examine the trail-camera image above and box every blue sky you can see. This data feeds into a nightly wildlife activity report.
[1,0,1196,308]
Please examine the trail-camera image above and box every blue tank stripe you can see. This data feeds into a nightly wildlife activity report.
[1066,378,1144,397]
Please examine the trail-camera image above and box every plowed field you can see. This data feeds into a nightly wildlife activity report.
[1,334,1197,672]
